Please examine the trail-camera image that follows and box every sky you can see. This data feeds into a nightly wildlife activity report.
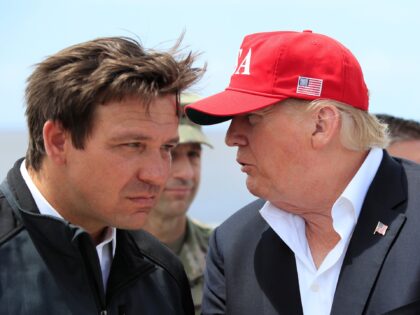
[1,0,420,132]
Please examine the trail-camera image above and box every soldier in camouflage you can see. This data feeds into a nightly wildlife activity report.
[143,93,213,315]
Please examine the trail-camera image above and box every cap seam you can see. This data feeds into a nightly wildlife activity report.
[329,39,347,103]
[271,39,285,95]
[226,87,291,99]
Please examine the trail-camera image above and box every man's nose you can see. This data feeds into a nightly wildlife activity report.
[137,151,170,187]
[225,117,248,147]
[172,155,195,180]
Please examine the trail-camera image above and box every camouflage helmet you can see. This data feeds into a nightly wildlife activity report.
[180,93,213,148]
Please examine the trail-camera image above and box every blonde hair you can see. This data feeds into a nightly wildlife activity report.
[306,99,390,151]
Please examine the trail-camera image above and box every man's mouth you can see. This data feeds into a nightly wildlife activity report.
[164,187,192,194]
[127,195,157,208]
[237,158,252,173]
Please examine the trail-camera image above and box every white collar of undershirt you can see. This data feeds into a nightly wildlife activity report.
[259,148,383,315]
[260,147,383,271]
[20,159,64,219]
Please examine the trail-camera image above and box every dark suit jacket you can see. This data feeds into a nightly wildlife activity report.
[202,151,420,315]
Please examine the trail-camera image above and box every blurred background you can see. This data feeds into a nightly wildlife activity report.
[1,0,419,225]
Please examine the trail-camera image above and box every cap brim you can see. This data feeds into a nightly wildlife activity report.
[185,89,286,125]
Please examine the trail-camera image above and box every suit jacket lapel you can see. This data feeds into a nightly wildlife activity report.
[254,227,304,315]
[331,152,408,315]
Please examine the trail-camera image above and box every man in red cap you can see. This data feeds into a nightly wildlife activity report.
[185,31,420,315]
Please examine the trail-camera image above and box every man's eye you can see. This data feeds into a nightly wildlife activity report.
[122,143,146,151]
[125,143,141,148]
[188,151,201,159]
[246,114,261,125]
[162,144,176,152]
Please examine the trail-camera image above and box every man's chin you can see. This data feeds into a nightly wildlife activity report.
[246,178,264,198]
[114,211,150,230]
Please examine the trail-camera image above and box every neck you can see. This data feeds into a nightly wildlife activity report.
[90,227,111,245]
[143,213,187,245]
[276,148,368,212]
[272,148,368,268]
[304,212,341,268]
[28,164,108,245]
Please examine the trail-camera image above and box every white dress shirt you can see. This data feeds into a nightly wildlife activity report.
[260,148,383,315]
[20,160,116,290]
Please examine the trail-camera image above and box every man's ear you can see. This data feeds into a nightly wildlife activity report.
[311,105,341,149]
[42,120,69,165]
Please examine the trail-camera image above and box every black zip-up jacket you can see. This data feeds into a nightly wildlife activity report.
[0,159,194,315]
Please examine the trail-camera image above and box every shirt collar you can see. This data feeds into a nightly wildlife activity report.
[96,226,117,257]
[260,147,383,259]
[20,159,63,219]
[334,147,383,223]
[20,159,117,255]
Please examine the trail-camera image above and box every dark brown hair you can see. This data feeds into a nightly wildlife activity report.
[375,114,420,143]
[25,36,204,170]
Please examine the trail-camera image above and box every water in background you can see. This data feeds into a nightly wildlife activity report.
[0,127,255,226]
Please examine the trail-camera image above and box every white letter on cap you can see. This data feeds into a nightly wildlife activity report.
[234,49,252,75]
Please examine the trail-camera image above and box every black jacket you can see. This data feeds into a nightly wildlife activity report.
[0,159,194,315]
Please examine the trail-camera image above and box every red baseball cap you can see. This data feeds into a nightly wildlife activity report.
[185,30,369,125]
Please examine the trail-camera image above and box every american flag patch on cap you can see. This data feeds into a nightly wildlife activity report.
[296,76,323,97]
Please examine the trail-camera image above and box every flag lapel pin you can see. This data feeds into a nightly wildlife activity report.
[373,221,388,236]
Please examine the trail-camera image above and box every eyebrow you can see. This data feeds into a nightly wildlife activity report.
[110,133,150,141]
[190,143,202,150]
[255,106,275,114]
[110,133,179,144]
[167,136,180,145]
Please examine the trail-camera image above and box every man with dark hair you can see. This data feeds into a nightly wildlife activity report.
[186,30,420,315]
[376,114,420,163]
[0,36,203,314]
[143,92,213,315]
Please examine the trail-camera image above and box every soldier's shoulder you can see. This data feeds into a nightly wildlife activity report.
[187,218,214,244]
[189,218,214,233]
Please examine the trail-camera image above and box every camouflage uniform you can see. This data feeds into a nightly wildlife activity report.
[178,218,213,315]
[173,92,214,314]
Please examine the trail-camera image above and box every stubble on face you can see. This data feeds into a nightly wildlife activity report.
[60,95,179,234]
